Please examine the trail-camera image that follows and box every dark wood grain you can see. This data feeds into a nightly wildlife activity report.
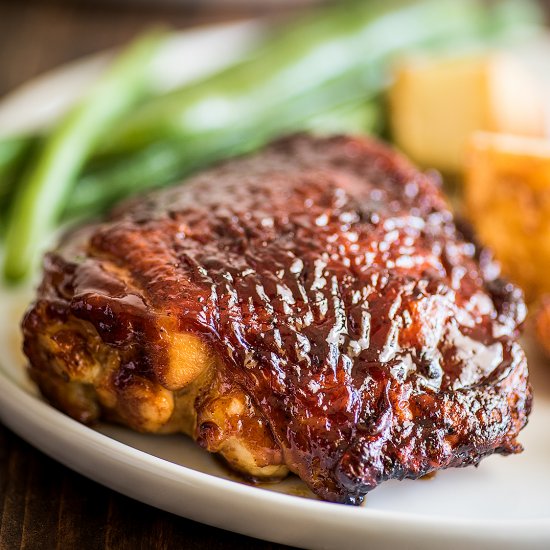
[0,424,294,550]
[0,0,300,98]
[0,2,300,548]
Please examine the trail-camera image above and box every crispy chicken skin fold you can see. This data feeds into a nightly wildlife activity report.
[23,134,531,504]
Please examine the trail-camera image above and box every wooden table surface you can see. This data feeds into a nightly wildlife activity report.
[0,2,299,548]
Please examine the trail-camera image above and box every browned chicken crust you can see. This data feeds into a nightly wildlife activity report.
[23,134,531,504]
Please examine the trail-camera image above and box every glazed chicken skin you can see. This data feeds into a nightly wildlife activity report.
[23,134,531,504]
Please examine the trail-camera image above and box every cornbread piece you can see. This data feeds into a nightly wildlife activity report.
[390,54,544,173]
[465,132,550,302]
[23,134,531,504]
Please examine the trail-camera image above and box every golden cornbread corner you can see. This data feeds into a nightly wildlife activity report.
[465,132,550,303]
[390,53,545,174]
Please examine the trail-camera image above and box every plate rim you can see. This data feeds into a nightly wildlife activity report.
[1,366,549,541]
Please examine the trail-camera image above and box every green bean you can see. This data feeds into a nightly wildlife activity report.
[303,100,384,137]
[98,0,540,157]
[3,30,168,282]
[0,135,35,203]
[63,0,540,219]
[65,97,383,220]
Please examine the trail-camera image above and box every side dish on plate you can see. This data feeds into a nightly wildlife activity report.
[0,0,540,279]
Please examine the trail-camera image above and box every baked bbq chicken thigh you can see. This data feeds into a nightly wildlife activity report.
[23,134,531,504]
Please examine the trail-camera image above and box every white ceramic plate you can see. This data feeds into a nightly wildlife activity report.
[1,22,550,550]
